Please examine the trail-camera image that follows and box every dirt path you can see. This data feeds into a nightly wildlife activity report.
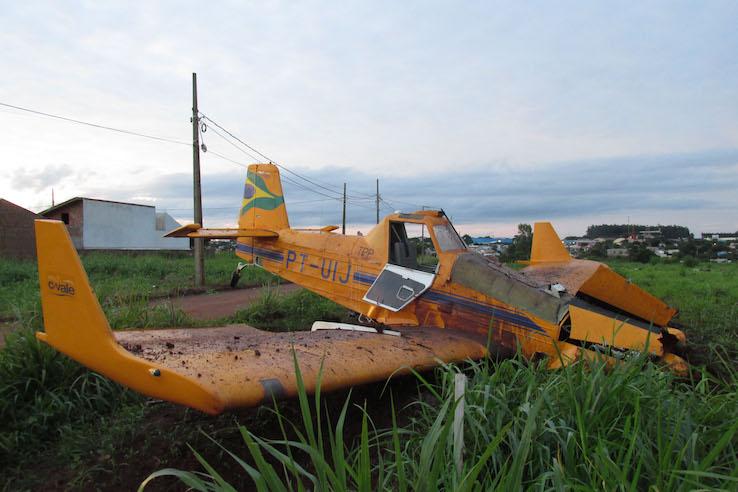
[153,284,302,320]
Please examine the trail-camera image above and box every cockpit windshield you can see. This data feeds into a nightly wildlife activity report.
[433,223,466,251]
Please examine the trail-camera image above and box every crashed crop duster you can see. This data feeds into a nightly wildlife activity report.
[35,164,688,414]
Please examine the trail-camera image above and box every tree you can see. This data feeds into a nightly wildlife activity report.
[462,234,474,245]
[628,242,654,263]
[501,223,532,262]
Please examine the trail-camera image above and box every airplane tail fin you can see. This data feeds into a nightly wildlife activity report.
[530,222,571,264]
[238,163,289,231]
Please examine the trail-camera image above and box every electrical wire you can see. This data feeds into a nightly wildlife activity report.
[0,101,191,146]
[199,112,376,200]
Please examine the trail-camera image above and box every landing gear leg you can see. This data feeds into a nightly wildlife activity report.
[230,262,248,288]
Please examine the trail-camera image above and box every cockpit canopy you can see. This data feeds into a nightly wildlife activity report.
[385,211,466,273]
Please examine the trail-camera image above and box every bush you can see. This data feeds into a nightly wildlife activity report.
[683,255,698,267]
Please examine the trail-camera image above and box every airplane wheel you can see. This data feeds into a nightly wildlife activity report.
[230,271,240,288]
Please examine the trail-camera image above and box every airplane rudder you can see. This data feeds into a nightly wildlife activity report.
[531,222,571,263]
[239,163,289,230]
[34,219,112,347]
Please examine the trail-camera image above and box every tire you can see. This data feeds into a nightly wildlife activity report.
[230,271,240,288]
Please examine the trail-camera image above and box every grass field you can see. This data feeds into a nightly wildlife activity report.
[0,254,736,490]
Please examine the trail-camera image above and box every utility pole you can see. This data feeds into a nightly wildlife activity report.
[342,182,347,235]
[420,204,426,244]
[192,73,205,287]
[375,178,380,224]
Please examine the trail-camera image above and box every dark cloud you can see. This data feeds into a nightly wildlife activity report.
[83,149,738,232]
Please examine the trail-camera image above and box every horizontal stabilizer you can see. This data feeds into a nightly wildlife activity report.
[164,223,279,239]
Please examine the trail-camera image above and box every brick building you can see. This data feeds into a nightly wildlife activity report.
[0,199,40,259]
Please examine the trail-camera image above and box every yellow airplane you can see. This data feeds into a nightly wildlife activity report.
[34,163,688,415]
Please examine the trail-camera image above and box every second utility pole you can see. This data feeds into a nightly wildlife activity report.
[342,183,347,234]
[192,73,205,287]
[375,178,379,224]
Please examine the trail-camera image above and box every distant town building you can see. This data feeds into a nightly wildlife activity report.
[701,232,738,242]
[40,197,189,251]
[638,229,662,240]
[470,237,513,254]
[606,248,629,258]
[471,237,513,246]
[0,199,40,259]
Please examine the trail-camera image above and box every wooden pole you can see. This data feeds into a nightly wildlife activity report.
[342,182,347,235]
[192,73,205,287]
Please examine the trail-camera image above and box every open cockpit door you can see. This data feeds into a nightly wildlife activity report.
[363,220,437,312]
[362,263,435,312]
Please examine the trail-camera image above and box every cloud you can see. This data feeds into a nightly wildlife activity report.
[11,164,75,192]
[83,148,738,236]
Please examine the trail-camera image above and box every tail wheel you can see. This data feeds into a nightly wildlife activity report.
[230,262,248,289]
[230,271,240,288]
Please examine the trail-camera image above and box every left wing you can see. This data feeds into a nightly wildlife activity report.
[115,325,487,413]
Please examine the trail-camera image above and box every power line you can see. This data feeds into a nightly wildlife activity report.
[164,197,338,212]
[199,112,376,200]
[0,101,191,146]
[206,125,263,162]
[202,128,379,207]
[206,144,360,206]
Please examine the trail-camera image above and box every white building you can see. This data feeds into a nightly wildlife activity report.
[41,197,190,251]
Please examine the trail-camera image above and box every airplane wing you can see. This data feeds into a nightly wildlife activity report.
[164,223,279,239]
[34,220,486,415]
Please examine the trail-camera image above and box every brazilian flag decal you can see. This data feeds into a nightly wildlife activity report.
[240,170,285,216]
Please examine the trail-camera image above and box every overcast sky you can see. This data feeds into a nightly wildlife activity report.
[2,1,737,236]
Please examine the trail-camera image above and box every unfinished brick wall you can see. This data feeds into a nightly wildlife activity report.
[42,200,84,249]
[0,199,40,259]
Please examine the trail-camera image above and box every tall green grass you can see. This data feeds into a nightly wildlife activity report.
[0,251,275,320]
[0,326,139,467]
[610,261,738,369]
[142,352,738,491]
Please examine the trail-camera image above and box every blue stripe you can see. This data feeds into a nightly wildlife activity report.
[353,271,377,285]
[352,270,545,334]
[236,243,284,262]
[422,290,545,333]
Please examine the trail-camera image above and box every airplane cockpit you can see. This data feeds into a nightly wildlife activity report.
[363,211,466,312]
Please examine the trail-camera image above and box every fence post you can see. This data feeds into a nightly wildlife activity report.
[453,372,467,477]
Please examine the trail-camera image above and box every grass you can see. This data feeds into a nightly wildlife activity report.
[0,254,737,489]
[142,353,738,491]
[0,251,274,321]
[229,285,347,332]
[609,260,738,369]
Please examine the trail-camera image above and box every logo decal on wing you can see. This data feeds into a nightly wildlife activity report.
[47,275,76,296]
